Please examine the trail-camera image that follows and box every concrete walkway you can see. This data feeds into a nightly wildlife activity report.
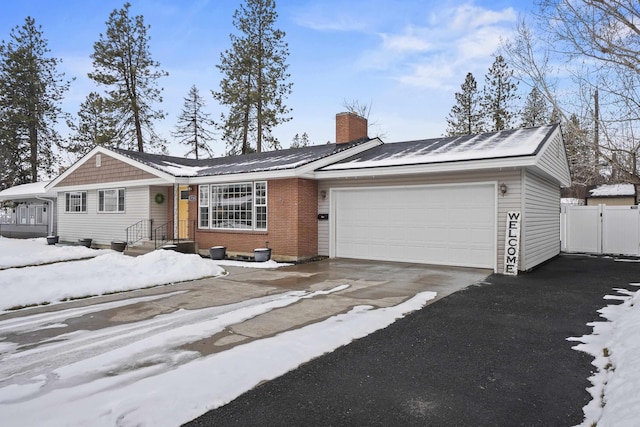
[106,258,490,356]
[0,258,490,374]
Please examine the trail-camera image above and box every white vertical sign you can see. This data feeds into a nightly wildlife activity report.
[504,211,521,275]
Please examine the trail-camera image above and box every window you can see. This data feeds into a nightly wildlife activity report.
[198,182,267,231]
[98,189,125,213]
[65,191,87,213]
[199,185,209,228]
[255,182,267,230]
[180,189,189,200]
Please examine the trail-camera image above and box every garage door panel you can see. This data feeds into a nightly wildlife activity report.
[335,185,495,268]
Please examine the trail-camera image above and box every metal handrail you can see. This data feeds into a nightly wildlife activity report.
[125,219,151,245]
[152,220,195,248]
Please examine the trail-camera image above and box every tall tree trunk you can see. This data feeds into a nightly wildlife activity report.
[241,72,252,154]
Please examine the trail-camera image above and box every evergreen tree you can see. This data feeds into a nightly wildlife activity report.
[520,86,550,127]
[482,55,519,132]
[213,0,292,154]
[564,114,596,185]
[172,85,216,159]
[63,92,119,158]
[89,2,168,153]
[445,72,483,136]
[0,17,69,185]
[290,132,310,148]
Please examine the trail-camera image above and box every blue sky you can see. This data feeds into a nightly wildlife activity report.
[0,0,533,158]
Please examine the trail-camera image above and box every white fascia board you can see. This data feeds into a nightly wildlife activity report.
[49,178,171,193]
[313,156,537,179]
[187,169,297,184]
[532,126,572,187]
[46,146,176,191]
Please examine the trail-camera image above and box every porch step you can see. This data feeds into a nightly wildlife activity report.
[123,240,157,257]
[123,240,197,256]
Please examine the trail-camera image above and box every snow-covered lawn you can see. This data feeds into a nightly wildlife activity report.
[570,285,640,427]
[0,236,438,426]
[0,237,108,269]
[0,249,226,311]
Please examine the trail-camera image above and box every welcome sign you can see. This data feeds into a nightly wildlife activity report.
[503,211,521,275]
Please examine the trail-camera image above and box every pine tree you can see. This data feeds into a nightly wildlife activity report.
[63,92,119,158]
[290,132,310,148]
[172,85,216,159]
[445,72,483,136]
[520,86,550,127]
[564,114,596,185]
[213,0,292,154]
[482,55,519,132]
[88,2,168,153]
[0,16,69,185]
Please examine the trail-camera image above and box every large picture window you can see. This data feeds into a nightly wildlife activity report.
[98,189,125,213]
[198,182,267,231]
[65,191,87,213]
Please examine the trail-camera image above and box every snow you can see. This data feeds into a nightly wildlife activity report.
[0,238,225,311]
[322,126,551,170]
[0,235,437,426]
[569,285,640,427]
[0,237,109,269]
[211,259,292,269]
[153,161,209,176]
[561,198,584,205]
[0,181,53,199]
[589,183,636,197]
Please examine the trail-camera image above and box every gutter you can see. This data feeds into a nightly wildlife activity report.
[35,195,56,236]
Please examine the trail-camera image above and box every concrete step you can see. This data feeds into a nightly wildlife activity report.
[123,241,157,257]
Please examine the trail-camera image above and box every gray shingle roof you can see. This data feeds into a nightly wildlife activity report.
[111,139,369,177]
[319,125,557,171]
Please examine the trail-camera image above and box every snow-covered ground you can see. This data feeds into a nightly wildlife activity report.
[570,285,640,427]
[0,237,227,311]
[0,237,437,426]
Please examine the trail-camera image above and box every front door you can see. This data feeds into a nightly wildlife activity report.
[178,186,189,239]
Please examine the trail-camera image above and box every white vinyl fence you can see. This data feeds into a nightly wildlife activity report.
[561,205,640,256]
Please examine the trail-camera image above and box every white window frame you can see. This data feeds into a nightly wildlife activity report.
[98,188,125,213]
[198,185,210,229]
[198,182,267,231]
[65,191,87,213]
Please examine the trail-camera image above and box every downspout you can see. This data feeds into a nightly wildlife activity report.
[35,195,56,236]
[173,184,179,241]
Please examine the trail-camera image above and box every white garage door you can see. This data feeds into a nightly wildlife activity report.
[334,184,495,268]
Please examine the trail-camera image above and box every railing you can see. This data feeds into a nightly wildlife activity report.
[126,219,152,245]
[152,220,195,248]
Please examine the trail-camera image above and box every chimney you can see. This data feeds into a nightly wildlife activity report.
[336,112,368,144]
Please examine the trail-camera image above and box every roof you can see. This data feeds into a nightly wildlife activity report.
[588,184,636,198]
[111,140,369,177]
[0,181,55,200]
[319,125,556,171]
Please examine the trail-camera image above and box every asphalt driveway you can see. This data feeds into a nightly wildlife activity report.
[185,254,640,426]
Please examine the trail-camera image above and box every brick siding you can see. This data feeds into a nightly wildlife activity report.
[194,178,318,261]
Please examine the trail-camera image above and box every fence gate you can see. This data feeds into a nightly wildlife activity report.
[561,205,640,256]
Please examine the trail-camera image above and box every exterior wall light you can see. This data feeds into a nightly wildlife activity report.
[320,190,327,200]
[499,183,508,196]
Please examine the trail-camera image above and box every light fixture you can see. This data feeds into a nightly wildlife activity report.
[320,190,327,200]
[499,183,508,196]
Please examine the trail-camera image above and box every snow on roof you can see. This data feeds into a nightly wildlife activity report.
[0,180,54,200]
[112,141,366,177]
[561,198,584,205]
[320,125,555,171]
[588,183,636,197]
